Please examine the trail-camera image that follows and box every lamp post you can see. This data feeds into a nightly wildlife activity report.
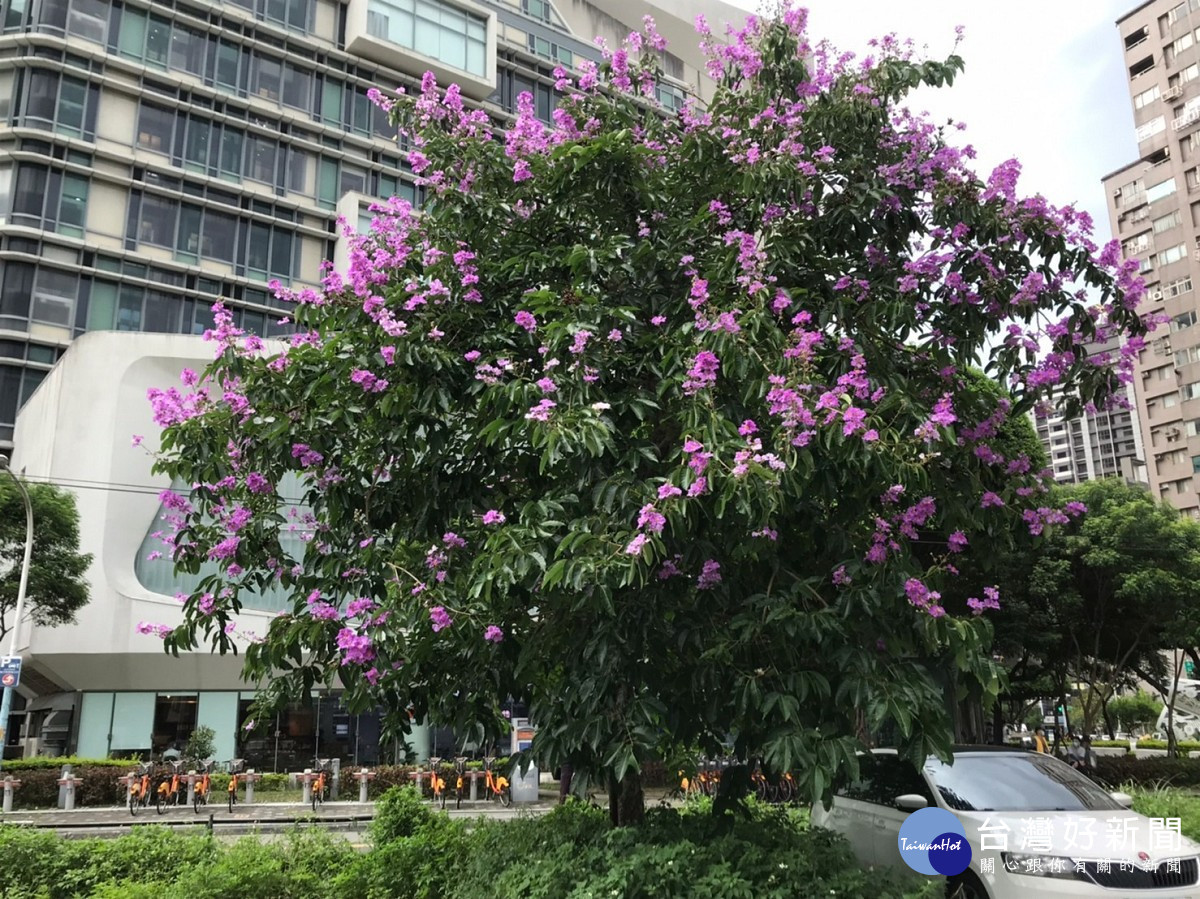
[0,454,32,770]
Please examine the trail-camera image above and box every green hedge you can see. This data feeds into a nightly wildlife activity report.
[3,757,129,770]
[1093,739,1200,753]
[1095,755,1200,789]
[0,792,940,898]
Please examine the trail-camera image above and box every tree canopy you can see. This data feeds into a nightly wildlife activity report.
[0,477,91,643]
[146,8,1147,821]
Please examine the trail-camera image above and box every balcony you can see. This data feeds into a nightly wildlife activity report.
[1175,105,1200,130]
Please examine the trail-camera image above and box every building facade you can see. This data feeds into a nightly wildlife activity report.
[0,0,741,453]
[0,0,742,765]
[1103,0,1200,515]
[1033,338,1147,486]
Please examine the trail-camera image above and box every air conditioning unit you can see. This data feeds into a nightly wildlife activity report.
[1167,86,1184,100]
[1151,288,1165,299]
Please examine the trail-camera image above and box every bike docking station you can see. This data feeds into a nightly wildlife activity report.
[352,769,374,803]
[240,768,262,804]
[1,773,20,812]
[57,764,81,810]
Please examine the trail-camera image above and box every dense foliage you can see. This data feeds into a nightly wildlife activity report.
[147,5,1148,818]
[0,477,91,643]
[0,790,940,899]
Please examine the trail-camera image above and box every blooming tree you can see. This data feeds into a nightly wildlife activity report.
[149,7,1147,823]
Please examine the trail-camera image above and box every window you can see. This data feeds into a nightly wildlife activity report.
[168,25,208,78]
[1161,242,1189,265]
[1130,55,1155,79]
[1178,345,1200,367]
[1188,418,1200,436]
[57,173,87,237]
[20,70,96,140]
[282,62,311,110]
[136,103,174,153]
[152,694,197,755]
[835,754,933,809]
[522,0,551,21]
[1147,177,1178,203]
[1135,84,1161,109]
[1165,392,1181,407]
[252,54,282,102]
[1123,231,1152,255]
[31,268,76,327]
[1183,381,1200,400]
[246,135,277,184]
[1136,116,1165,142]
[1155,210,1182,233]
[366,0,488,77]
[656,82,686,111]
[66,0,107,43]
[528,35,572,66]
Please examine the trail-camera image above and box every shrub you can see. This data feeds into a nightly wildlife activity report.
[185,726,217,766]
[1094,756,1200,789]
[1130,787,1200,843]
[370,785,438,844]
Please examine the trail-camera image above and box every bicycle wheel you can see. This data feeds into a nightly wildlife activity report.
[129,790,139,817]
[499,785,511,808]
[194,790,203,814]
[156,788,166,815]
[228,787,235,814]
[311,782,320,813]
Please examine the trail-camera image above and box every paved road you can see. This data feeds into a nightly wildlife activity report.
[1,799,554,839]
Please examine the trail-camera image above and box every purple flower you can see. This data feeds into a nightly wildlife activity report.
[650,315,666,326]
[697,560,722,590]
[841,406,866,436]
[484,625,504,643]
[980,491,1005,509]
[569,330,591,355]
[625,534,649,555]
[607,329,623,342]
[430,606,452,632]
[832,566,851,586]
[515,310,537,332]
[682,439,704,454]
[482,509,506,525]
[636,503,666,533]
[536,377,557,394]
[657,484,682,499]
[443,531,467,549]
[525,399,556,421]
[245,472,271,494]
[682,350,720,395]
[738,420,758,436]
[948,531,968,553]
[337,627,374,664]
[464,350,481,362]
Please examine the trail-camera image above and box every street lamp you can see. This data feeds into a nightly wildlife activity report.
[0,454,32,770]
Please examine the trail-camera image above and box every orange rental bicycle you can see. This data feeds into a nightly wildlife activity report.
[453,757,469,810]
[128,761,153,816]
[228,759,244,813]
[482,756,510,807]
[193,760,213,813]
[311,758,331,812]
[428,756,447,809]
[156,760,185,814]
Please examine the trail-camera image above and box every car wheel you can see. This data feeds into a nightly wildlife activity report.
[946,870,989,899]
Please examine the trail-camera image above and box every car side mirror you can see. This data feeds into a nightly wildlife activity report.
[896,793,928,812]
[1110,791,1134,809]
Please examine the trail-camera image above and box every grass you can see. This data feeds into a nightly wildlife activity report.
[1129,785,1200,842]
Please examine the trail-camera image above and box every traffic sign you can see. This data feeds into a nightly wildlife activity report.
[0,656,21,689]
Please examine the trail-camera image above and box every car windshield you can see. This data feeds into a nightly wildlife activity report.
[923,753,1124,813]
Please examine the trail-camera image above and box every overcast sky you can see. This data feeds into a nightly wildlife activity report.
[716,0,1137,243]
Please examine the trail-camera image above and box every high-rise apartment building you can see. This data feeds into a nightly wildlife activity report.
[0,0,740,452]
[1033,336,1146,486]
[1103,0,1200,516]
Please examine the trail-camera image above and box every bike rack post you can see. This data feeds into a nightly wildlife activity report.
[328,758,340,801]
[243,769,262,805]
[116,772,136,808]
[412,768,424,794]
[354,769,374,803]
[2,775,20,813]
[185,771,197,808]
[469,769,479,802]
[300,769,313,807]
[57,772,82,810]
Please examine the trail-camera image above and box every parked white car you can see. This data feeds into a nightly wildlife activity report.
[811,746,1200,898]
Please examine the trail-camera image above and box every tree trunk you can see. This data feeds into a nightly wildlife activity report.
[1102,701,1115,741]
[608,769,645,827]
[992,700,1005,745]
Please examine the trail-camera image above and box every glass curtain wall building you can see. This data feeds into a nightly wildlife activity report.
[0,0,716,450]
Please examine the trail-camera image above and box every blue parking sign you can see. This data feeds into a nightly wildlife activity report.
[0,657,21,689]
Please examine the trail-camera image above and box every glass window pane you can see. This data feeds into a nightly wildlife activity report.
[57,76,87,135]
[247,222,271,272]
[282,63,309,110]
[0,262,34,321]
[215,41,239,90]
[287,148,309,193]
[12,165,46,221]
[58,173,88,234]
[184,117,210,169]
[246,136,276,184]
[87,280,117,330]
[143,290,176,332]
[219,128,243,179]
[117,6,147,60]
[32,269,75,326]
[317,157,337,207]
[253,55,281,102]
[145,16,170,67]
[117,285,142,330]
[152,694,198,755]
[176,204,202,253]
[320,78,342,124]
[136,103,173,153]
[204,209,237,262]
[67,0,107,43]
[110,692,156,755]
[270,229,292,277]
[138,194,177,246]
